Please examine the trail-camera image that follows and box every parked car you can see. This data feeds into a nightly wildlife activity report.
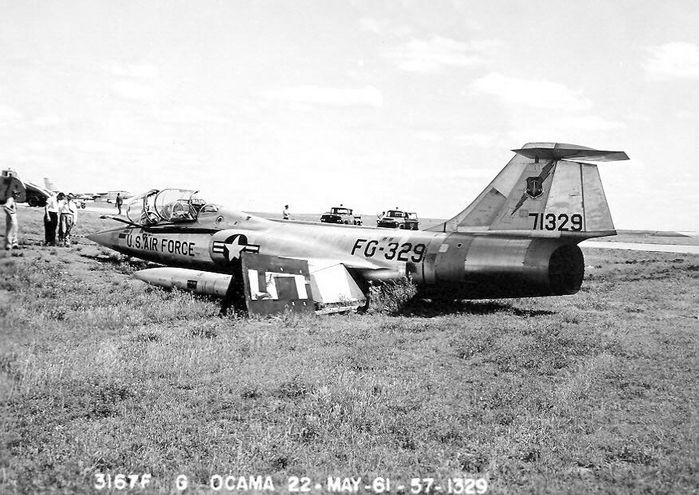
[320,206,362,225]
[377,209,419,230]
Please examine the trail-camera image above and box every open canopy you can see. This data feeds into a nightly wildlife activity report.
[126,189,207,226]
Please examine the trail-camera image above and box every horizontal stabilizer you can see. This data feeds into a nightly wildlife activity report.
[512,143,629,162]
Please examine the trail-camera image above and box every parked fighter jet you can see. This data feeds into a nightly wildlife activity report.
[88,143,628,315]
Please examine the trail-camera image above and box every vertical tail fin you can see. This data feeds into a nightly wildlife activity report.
[428,143,628,238]
[44,177,58,192]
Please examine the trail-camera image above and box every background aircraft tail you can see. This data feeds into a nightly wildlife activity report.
[427,142,628,238]
[44,177,58,192]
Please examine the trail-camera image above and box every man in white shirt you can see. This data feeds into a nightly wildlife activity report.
[58,194,77,246]
[3,191,20,250]
[44,194,59,246]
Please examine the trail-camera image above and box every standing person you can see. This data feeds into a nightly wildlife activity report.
[283,204,290,220]
[3,191,20,250]
[115,193,123,215]
[55,192,66,244]
[70,194,78,230]
[58,193,77,247]
[44,193,59,246]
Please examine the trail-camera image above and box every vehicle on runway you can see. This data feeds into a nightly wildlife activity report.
[377,209,419,230]
[88,142,628,315]
[320,206,362,225]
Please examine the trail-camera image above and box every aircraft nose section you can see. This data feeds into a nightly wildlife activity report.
[87,229,120,248]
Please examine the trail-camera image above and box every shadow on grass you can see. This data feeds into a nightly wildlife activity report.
[80,252,144,265]
[79,252,153,274]
[396,298,556,317]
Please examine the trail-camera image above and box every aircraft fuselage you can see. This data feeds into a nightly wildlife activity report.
[89,207,584,299]
[88,143,629,305]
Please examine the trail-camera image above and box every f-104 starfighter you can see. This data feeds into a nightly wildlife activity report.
[88,142,628,314]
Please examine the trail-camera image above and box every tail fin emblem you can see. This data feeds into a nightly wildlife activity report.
[511,159,556,215]
[526,177,544,198]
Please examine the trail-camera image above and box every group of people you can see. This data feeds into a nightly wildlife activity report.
[44,192,79,246]
[3,191,81,250]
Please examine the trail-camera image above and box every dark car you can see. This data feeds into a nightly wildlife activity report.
[320,206,362,225]
[377,209,419,230]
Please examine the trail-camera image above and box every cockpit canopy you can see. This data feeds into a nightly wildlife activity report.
[127,189,210,226]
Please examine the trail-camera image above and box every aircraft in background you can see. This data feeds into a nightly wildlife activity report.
[43,177,59,194]
[88,142,628,315]
[0,169,49,206]
[105,190,133,203]
[43,178,106,202]
[1,169,27,204]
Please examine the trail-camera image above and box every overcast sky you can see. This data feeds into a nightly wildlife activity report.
[1,0,698,230]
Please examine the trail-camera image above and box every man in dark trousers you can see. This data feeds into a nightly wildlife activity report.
[43,193,59,245]
[115,193,123,215]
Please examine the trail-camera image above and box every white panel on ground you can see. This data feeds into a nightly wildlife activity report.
[310,263,366,308]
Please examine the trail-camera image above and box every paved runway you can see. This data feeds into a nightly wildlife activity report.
[580,240,699,255]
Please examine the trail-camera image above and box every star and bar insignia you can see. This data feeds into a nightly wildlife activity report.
[212,234,260,262]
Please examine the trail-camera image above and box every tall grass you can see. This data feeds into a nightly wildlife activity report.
[1,207,697,493]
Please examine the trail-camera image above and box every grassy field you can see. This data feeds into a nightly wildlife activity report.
[1,206,697,494]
